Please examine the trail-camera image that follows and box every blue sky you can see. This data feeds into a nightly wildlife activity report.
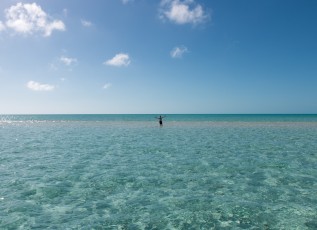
[0,0,316,114]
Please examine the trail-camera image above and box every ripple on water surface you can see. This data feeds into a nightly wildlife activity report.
[0,117,317,229]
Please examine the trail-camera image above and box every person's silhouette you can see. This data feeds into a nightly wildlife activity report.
[156,115,165,126]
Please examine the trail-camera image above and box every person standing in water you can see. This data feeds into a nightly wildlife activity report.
[156,115,165,126]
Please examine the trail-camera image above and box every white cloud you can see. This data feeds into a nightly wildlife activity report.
[160,0,208,25]
[103,83,112,89]
[170,46,188,58]
[5,3,65,37]
[104,53,130,67]
[81,19,92,27]
[0,21,5,31]
[27,81,55,91]
[60,56,77,66]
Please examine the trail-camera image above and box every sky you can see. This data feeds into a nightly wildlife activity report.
[0,0,316,114]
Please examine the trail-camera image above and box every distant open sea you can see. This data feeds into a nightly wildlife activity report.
[1,114,317,229]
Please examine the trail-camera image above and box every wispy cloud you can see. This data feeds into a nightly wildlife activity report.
[159,0,208,25]
[4,3,65,37]
[170,46,188,58]
[27,81,55,91]
[63,9,68,17]
[104,53,131,67]
[0,21,5,32]
[121,0,134,4]
[60,56,77,66]
[81,19,92,27]
[103,83,112,89]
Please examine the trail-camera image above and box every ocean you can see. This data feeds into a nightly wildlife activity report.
[1,114,317,229]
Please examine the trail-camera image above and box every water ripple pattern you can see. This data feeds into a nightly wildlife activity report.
[1,115,317,229]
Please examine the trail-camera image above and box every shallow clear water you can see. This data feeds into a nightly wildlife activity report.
[1,115,317,229]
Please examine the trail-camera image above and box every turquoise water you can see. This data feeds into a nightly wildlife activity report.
[1,115,317,229]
